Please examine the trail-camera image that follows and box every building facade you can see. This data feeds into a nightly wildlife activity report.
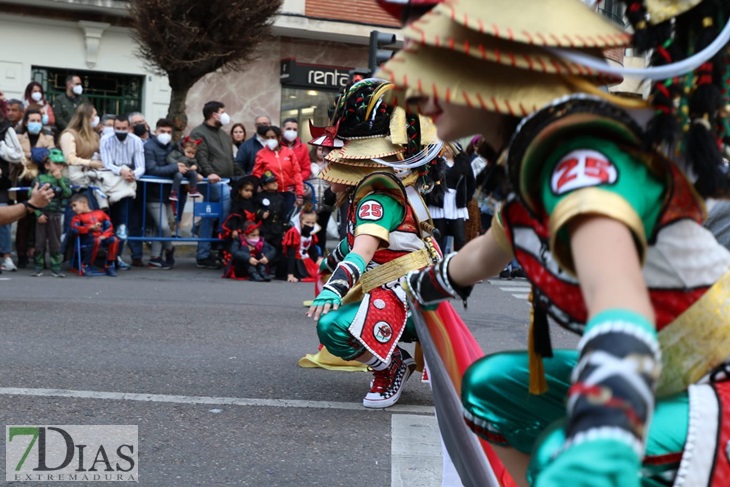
[0,0,399,138]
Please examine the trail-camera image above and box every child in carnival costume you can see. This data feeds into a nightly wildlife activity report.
[377,0,730,485]
[283,206,322,283]
[307,78,443,408]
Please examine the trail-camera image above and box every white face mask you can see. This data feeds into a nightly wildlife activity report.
[90,115,100,128]
[102,126,114,137]
[72,85,83,96]
[265,139,279,151]
[157,133,172,145]
[31,92,43,102]
[219,112,230,126]
[283,129,298,142]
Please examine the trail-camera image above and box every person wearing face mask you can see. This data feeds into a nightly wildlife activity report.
[128,112,150,142]
[53,74,89,133]
[189,100,243,269]
[142,118,178,269]
[283,207,322,283]
[235,114,270,174]
[281,118,311,181]
[100,115,146,269]
[16,109,55,269]
[252,125,304,220]
[22,81,55,131]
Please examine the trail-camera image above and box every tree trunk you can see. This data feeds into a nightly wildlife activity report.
[167,82,192,139]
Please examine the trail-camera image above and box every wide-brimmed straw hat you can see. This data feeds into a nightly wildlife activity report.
[376,0,633,116]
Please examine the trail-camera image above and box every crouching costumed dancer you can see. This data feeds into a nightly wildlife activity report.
[307,78,442,408]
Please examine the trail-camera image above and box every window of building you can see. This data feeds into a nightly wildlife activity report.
[32,66,144,117]
[281,87,337,142]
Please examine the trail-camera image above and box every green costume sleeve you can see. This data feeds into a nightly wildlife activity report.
[354,193,405,245]
[538,136,666,274]
[59,176,72,198]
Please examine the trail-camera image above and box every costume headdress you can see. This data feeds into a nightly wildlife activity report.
[376,0,630,117]
[312,78,442,187]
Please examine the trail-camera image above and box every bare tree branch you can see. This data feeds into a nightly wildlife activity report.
[129,0,282,129]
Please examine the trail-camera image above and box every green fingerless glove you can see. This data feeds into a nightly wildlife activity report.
[311,288,342,309]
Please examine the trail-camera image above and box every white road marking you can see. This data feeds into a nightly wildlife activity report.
[487,279,531,300]
[391,414,443,487]
[0,387,434,414]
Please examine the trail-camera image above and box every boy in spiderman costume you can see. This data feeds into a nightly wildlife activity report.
[69,193,119,277]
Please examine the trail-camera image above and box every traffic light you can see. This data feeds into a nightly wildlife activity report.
[369,30,397,74]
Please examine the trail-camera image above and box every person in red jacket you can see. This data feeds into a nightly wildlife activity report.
[252,125,304,219]
[282,118,311,181]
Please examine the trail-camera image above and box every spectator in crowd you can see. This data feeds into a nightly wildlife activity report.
[100,115,145,269]
[308,145,336,251]
[22,81,55,130]
[189,100,243,269]
[255,170,287,279]
[16,109,55,268]
[59,103,103,242]
[30,148,71,278]
[166,136,203,202]
[282,118,311,181]
[0,182,53,225]
[283,207,321,283]
[0,102,24,271]
[101,114,116,138]
[5,99,24,132]
[124,112,150,264]
[224,220,275,281]
[464,135,486,242]
[53,74,89,133]
[129,112,150,142]
[425,142,475,253]
[252,125,303,219]
[142,118,178,270]
[230,123,246,158]
[219,175,260,268]
[69,193,118,277]
[235,114,270,173]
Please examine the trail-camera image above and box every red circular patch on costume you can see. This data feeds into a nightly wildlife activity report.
[550,149,618,195]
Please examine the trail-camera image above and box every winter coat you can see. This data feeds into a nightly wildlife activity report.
[252,146,304,197]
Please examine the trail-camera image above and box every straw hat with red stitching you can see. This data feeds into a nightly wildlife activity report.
[376,0,633,118]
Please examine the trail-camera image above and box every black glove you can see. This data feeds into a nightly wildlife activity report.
[406,253,473,308]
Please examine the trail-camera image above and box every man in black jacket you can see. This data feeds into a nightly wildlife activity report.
[143,118,177,269]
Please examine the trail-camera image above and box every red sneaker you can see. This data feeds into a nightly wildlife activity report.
[362,347,416,409]
[189,189,203,199]
[169,191,179,202]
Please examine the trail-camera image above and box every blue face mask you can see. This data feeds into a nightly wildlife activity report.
[41,114,49,126]
[27,122,42,135]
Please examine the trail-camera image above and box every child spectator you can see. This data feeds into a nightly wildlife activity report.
[283,207,322,282]
[255,170,287,278]
[224,220,275,281]
[220,176,259,267]
[69,193,118,277]
[29,148,72,278]
[230,175,259,224]
[166,136,203,203]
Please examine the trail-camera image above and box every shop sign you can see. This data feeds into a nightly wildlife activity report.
[280,59,353,91]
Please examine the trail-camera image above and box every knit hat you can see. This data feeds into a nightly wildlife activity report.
[260,171,277,185]
[30,147,49,166]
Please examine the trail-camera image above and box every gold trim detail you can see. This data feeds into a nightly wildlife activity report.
[355,223,391,244]
[490,212,513,256]
[657,269,730,396]
[361,247,434,293]
[549,188,646,275]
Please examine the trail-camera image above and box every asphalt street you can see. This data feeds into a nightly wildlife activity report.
[0,248,578,486]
